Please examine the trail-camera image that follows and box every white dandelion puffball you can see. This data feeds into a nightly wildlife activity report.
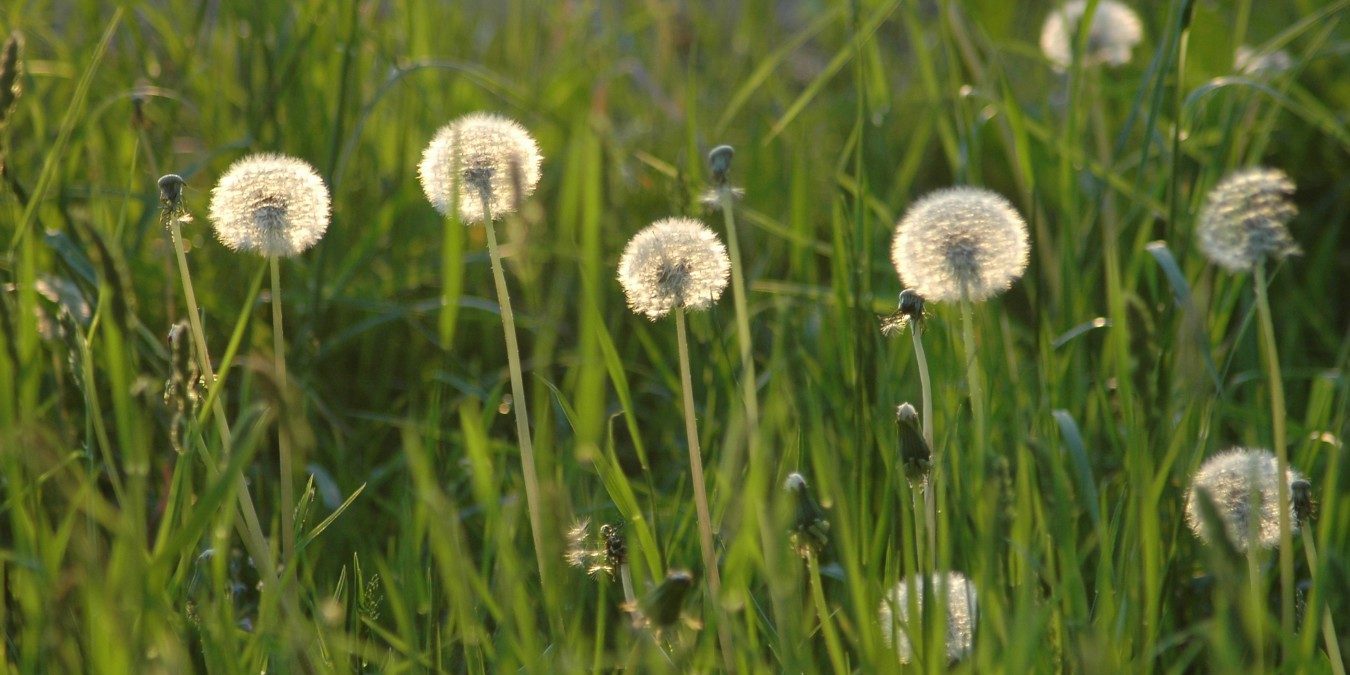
[879,571,978,665]
[1185,448,1304,551]
[617,217,730,320]
[418,112,542,223]
[1235,46,1292,76]
[1196,167,1299,272]
[208,154,331,258]
[1040,0,1144,70]
[891,187,1030,303]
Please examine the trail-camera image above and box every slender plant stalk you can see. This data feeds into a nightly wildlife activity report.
[674,308,735,670]
[1252,263,1294,643]
[910,322,936,572]
[1246,540,1266,667]
[479,193,549,590]
[1300,529,1346,675]
[806,550,847,674]
[959,295,987,483]
[717,186,760,465]
[270,256,296,569]
[165,211,277,588]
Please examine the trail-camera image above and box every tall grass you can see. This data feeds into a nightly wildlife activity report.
[0,0,1347,671]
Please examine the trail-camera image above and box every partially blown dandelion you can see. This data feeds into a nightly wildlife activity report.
[880,571,978,665]
[1196,167,1299,272]
[1040,0,1143,70]
[208,154,330,257]
[418,112,542,223]
[617,218,730,319]
[1185,448,1305,551]
[891,187,1029,303]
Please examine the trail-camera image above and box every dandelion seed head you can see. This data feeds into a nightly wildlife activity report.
[891,187,1029,302]
[418,112,542,223]
[617,217,730,320]
[880,571,978,665]
[1196,167,1299,272]
[1184,447,1305,551]
[1235,46,1292,76]
[208,154,330,258]
[1040,1,1144,70]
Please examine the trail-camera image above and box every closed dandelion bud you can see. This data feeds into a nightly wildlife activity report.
[708,144,735,185]
[617,217,731,320]
[880,571,978,665]
[1196,167,1300,272]
[418,112,542,223]
[158,174,185,207]
[896,403,932,482]
[208,154,331,258]
[642,569,696,629]
[1184,448,1305,552]
[891,187,1029,303]
[1040,1,1143,70]
[784,473,830,558]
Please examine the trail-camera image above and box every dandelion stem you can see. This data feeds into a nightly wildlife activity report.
[1253,263,1294,645]
[480,193,550,592]
[959,294,987,495]
[910,322,936,572]
[1300,529,1346,675]
[269,255,296,570]
[165,210,277,589]
[717,185,760,462]
[1246,541,1266,667]
[674,307,735,670]
[806,550,847,673]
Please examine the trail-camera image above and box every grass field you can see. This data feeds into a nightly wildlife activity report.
[2,0,1348,671]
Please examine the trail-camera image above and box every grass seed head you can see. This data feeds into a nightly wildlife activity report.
[617,217,730,320]
[1184,447,1305,552]
[1196,167,1299,272]
[880,571,978,665]
[208,154,330,258]
[0,32,22,130]
[1040,1,1143,70]
[891,187,1029,303]
[418,112,542,223]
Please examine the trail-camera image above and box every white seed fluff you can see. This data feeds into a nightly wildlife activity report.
[1040,0,1144,70]
[879,571,978,665]
[1196,167,1300,272]
[418,112,542,223]
[1185,448,1304,552]
[617,218,730,320]
[891,187,1030,303]
[208,154,330,258]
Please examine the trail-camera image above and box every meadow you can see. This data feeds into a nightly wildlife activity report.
[1,0,1348,672]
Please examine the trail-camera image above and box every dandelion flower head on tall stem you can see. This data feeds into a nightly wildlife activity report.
[418,112,542,223]
[1040,0,1144,70]
[1196,167,1300,272]
[617,217,730,320]
[208,154,331,258]
[891,187,1029,303]
[879,571,978,665]
[1184,447,1305,551]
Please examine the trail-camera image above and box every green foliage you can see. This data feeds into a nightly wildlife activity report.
[1,0,1347,671]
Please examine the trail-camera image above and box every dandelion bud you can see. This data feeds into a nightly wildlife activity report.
[158,174,185,206]
[1040,1,1143,71]
[708,144,734,185]
[784,472,830,557]
[641,569,696,629]
[617,217,730,320]
[1196,167,1299,272]
[208,154,330,258]
[880,571,978,665]
[896,403,932,482]
[418,112,542,223]
[891,187,1029,303]
[1184,448,1305,552]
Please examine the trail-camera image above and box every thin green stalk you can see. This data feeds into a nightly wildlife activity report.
[910,323,936,572]
[807,551,847,674]
[674,308,735,671]
[717,185,761,471]
[1252,263,1294,644]
[958,295,986,486]
[1246,542,1266,668]
[479,193,549,591]
[270,255,295,569]
[1300,529,1346,675]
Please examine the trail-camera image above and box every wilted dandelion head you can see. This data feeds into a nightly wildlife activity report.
[1184,447,1305,552]
[1235,46,1292,76]
[1196,167,1299,272]
[617,217,730,320]
[208,154,330,258]
[418,112,542,223]
[880,571,978,665]
[891,187,1029,303]
[1040,1,1144,70]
